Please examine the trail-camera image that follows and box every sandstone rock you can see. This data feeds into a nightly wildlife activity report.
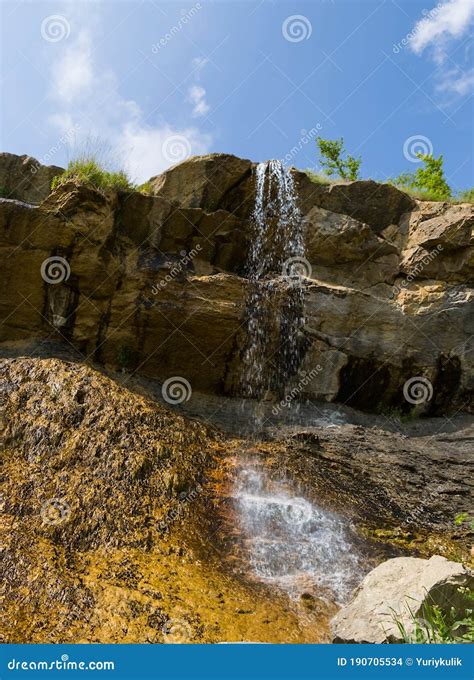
[331,555,474,643]
[0,152,472,413]
[294,172,415,232]
[149,153,252,212]
[0,152,63,203]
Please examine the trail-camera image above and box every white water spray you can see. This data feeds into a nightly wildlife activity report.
[234,466,363,604]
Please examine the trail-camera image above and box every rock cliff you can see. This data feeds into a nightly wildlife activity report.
[0,152,472,415]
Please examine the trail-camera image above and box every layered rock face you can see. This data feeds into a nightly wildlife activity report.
[0,152,472,414]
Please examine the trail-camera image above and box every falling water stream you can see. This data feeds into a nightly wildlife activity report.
[234,161,364,607]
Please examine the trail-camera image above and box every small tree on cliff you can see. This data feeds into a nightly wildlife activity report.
[395,153,452,201]
[316,137,361,181]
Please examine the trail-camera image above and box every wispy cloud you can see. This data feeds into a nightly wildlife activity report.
[410,0,474,58]
[409,0,474,100]
[188,85,210,117]
[47,6,212,182]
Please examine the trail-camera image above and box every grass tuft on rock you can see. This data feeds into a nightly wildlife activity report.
[51,156,135,193]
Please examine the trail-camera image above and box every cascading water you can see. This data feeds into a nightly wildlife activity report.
[240,161,308,401]
[234,161,364,608]
[234,465,363,605]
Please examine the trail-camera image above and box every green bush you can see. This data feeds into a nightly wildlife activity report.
[316,137,361,181]
[393,154,452,201]
[51,156,135,193]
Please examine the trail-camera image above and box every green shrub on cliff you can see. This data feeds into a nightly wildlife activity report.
[391,154,452,201]
[51,156,135,193]
[316,137,361,181]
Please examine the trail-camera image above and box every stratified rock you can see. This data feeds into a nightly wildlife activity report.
[294,172,415,232]
[0,152,63,203]
[0,152,472,413]
[331,555,474,643]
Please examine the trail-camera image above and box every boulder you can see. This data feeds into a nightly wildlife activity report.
[331,555,474,643]
[0,152,63,204]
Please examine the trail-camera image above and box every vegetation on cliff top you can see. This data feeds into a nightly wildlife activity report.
[309,136,473,203]
[51,156,135,193]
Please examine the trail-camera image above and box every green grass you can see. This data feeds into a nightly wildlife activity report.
[304,169,333,185]
[51,156,136,194]
[390,588,474,643]
[457,188,474,203]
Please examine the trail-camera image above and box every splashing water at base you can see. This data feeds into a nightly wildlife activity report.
[234,466,364,605]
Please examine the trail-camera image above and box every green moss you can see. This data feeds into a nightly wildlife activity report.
[137,180,154,195]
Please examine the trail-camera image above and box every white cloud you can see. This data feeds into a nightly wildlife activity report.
[119,123,212,180]
[409,0,474,99]
[188,85,210,117]
[51,31,94,103]
[47,9,212,182]
[410,0,474,57]
[436,66,474,94]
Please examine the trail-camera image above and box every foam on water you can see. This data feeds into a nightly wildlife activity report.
[234,467,363,604]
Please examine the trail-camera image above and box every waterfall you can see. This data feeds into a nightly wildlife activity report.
[234,161,365,608]
[240,161,308,401]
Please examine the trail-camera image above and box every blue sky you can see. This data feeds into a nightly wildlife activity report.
[1,0,473,188]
